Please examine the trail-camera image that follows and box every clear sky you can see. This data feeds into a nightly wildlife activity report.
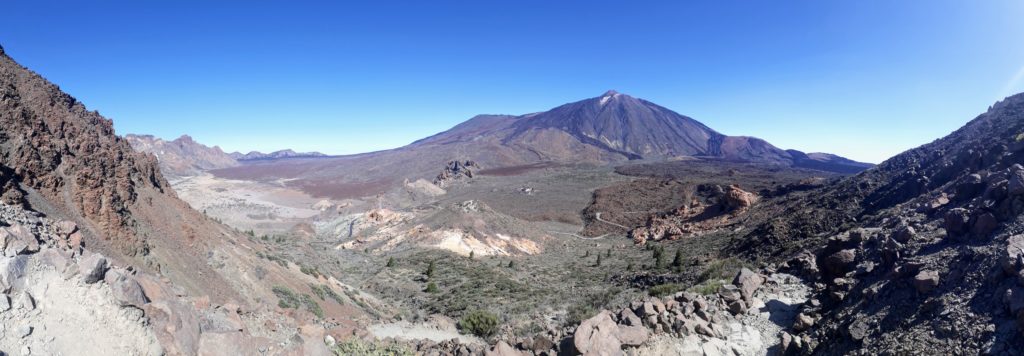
[2,1,1023,163]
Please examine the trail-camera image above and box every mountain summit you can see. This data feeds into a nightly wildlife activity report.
[210,91,871,200]
[411,90,871,172]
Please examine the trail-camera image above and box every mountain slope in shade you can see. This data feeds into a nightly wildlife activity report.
[126,134,238,177]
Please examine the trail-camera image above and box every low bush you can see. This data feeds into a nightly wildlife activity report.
[459,310,499,338]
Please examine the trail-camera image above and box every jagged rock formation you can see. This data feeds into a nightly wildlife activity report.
[126,134,238,177]
[0,44,373,355]
[630,184,759,245]
[433,160,479,188]
[229,149,327,161]
[1,48,169,256]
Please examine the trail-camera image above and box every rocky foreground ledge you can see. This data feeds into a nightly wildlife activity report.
[0,203,336,356]
[383,267,811,356]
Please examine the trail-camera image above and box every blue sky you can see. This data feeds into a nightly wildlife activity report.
[2,1,1023,163]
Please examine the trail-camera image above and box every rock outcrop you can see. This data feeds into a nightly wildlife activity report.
[433,160,480,188]
[126,134,239,177]
[631,184,759,244]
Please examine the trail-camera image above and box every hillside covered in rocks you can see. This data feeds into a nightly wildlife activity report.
[0,45,378,355]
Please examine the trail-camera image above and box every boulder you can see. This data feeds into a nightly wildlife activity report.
[105,270,149,308]
[619,308,642,327]
[1,225,39,256]
[718,284,743,304]
[733,268,765,304]
[944,208,970,237]
[0,255,28,290]
[793,313,814,332]
[1002,234,1024,280]
[616,323,649,347]
[17,291,34,310]
[1009,164,1024,196]
[77,252,108,284]
[0,294,9,311]
[892,225,916,243]
[573,310,624,356]
[913,270,940,294]
[54,220,78,236]
[823,249,857,276]
[146,301,202,355]
[530,336,555,353]
[1004,286,1024,315]
[848,320,869,341]
[728,300,747,315]
[971,212,998,237]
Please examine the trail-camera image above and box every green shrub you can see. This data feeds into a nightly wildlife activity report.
[648,283,683,297]
[688,279,726,295]
[459,310,499,338]
[386,257,396,268]
[301,293,324,318]
[311,284,345,305]
[273,286,300,309]
[300,265,321,278]
[425,261,436,278]
[697,257,745,283]
[425,282,439,293]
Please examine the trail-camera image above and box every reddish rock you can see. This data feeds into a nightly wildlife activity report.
[823,249,857,276]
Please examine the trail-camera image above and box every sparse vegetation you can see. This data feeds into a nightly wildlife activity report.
[333,339,414,356]
[652,245,666,270]
[274,286,325,318]
[459,310,499,338]
[672,248,684,271]
[689,279,726,295]
[301,293,324,318]
[648,283,683,297]
[697,257,746,283]
[425,260,436,278]
[300,264,321,278]
[273,286,301,309]
[310,284,345,304]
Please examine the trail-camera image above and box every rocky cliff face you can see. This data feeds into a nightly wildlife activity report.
[0,45,372,355]
[126,134,238,177]
[0,48,169,256]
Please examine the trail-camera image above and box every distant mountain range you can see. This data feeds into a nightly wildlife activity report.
[204,90,872,199]
[409,90,872,173]
[126,134,327,177]
[228,149,327,161]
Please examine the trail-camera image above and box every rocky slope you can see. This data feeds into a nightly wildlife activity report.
[0,44,377,355]
[723,93,1024,354]
[126,134,238,177]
